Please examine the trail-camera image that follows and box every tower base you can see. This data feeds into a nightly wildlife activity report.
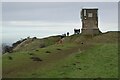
[81,28,101,35]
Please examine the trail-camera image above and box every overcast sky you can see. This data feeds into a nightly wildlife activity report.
[2,2,118,45]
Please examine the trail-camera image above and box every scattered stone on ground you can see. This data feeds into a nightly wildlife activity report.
[72,63,76,65]
[75,55,80,57]
[36,49,39,51]
[45,51,51,53]
[56,48,62,50]
[30,56,42,61]
[28,53,34,55]
[31,73,37,75]
[78,68,81,70]
[8,56,13,60]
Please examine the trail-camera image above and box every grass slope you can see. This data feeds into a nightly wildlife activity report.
[2,31,119,78]
[37,43,117,78]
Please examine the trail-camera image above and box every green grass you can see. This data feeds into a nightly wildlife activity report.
[2,31,119,78]
[2,43,77,78]
[3,43,118,78]
[27,43,118,78]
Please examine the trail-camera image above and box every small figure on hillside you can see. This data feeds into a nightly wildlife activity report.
[27,36,30,39]
[57,34,66,44]
[61,33,66,39]
[74,29,80,34]
[60,37,65,43]
[67,32,69,36]
[33,37,37,39]
[32,37,37,41]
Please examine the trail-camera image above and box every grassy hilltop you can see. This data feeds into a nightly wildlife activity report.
[2,31,119,78]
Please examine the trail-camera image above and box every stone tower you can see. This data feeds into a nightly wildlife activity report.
[81,8,101,35]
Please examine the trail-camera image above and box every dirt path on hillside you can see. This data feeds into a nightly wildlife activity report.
[3,40,94,78]
[3,44,83,78]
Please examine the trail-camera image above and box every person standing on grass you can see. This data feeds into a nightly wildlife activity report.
[67,32,69,36]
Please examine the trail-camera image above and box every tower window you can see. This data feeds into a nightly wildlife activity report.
[88,13,93,17]
[84,10,86,16]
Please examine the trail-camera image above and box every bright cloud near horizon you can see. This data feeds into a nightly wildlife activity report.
[2,2,118,45]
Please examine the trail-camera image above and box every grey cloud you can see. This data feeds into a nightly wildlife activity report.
[2,2,118,24]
